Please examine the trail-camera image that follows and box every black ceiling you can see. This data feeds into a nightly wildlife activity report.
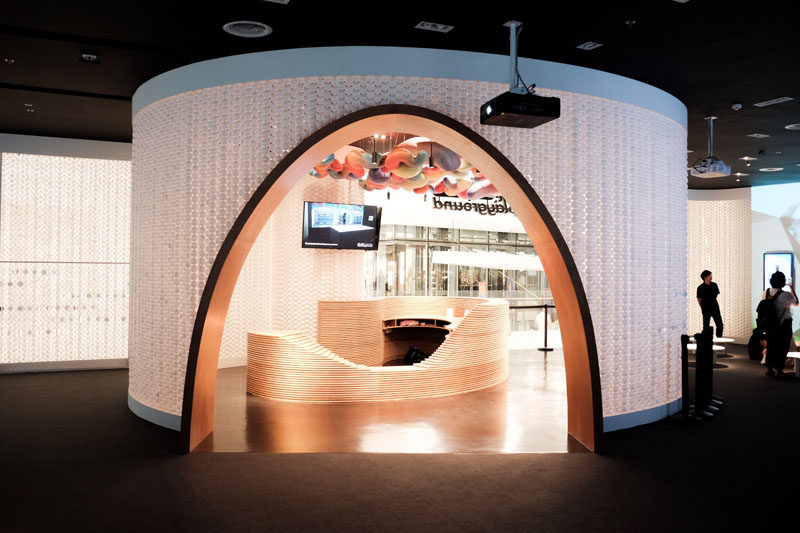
[2,0,799,189]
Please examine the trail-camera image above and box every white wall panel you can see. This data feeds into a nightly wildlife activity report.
[0,153,130,365]
[219,176,363,367]
[688,188,752,339]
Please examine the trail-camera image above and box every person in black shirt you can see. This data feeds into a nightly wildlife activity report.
[697,270,723,338]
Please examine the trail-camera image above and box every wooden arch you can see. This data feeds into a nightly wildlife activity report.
[180,105,604,452]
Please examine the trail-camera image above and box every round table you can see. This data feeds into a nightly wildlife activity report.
[687,343,726,366]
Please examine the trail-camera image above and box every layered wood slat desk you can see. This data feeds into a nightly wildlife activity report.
[246,297,508,402]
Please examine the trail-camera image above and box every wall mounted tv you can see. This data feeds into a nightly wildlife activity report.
[763,252,794,290]
[302,201,382,250]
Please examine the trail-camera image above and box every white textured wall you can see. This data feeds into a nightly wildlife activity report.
[219,176,363,367]
[217,225,269,368]
[688,189,752,339]
[0,153,130,366]
[130,76,687,421]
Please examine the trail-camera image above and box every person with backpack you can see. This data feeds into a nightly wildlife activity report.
[757,271,799,377]
[697,270,723,338]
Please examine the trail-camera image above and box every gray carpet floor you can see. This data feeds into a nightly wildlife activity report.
[1,344,797,532]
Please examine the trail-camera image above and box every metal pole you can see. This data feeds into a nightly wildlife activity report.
[681,334,690,420]
[706,115,716,157]
[538,304,554,353]
[503,21,525,94]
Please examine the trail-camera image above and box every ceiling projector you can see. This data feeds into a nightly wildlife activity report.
[690,116,730,178]
[480,92,561,128]
[690,156,731,178]
[481,20,561,129]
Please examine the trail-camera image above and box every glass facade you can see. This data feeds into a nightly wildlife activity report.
[365,225,559,337]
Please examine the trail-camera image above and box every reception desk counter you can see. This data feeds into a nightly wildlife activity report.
[246,296,508,402]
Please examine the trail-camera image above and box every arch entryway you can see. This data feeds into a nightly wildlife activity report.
[180,105,603,452]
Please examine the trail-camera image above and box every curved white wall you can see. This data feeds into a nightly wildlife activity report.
[688,188,752,340]
[129,47,687,431]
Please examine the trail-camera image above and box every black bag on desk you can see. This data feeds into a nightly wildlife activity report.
[404,346,430,365]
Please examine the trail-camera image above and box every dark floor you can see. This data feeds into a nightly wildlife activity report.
[2,345,798,532]
[198,348,569,453]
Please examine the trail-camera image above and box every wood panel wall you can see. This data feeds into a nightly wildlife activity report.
[316,296,483,366]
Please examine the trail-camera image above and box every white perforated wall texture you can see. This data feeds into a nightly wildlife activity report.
[218,176,364,367]
[688,191,752,339]
[218,223,269,368]
[130,76,687,419]
[0,153,130,364]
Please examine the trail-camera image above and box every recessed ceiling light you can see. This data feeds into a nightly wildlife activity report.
[577,42,603,50]
[759,168,783,172]
[24,103,33,107]
[25,108,34,113]
[739,156,758,161]
[753,96,794,107]
[785,123,800,131]
[222,21,273,38]
[415,21,454,33]
[747,133,770,138]
[79,53,100,64]
[734,172,749,176]
[3,57,14,64]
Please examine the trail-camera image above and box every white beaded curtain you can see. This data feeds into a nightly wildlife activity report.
[688,194,752,339]
[0,153,130,364]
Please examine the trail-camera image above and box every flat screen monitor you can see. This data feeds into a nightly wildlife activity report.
[302,201,382,250]
[763,252,794,290]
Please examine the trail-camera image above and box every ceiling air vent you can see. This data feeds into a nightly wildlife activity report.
[753,96,794,107]
[223,21,273,38]
[415,21,454,33]
[577,41,603,51]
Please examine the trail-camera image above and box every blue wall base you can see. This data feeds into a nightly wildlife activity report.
[128,393,181,431]
[603,398,682,432]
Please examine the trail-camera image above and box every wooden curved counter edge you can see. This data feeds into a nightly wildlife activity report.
[246,297,508,402]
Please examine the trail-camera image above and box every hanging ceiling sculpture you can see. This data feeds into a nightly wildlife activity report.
[308,136,500,200]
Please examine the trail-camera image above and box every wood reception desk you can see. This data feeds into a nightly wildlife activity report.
[246,297,508,402]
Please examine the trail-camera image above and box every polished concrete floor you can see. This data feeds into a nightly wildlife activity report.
[197,348,574,453]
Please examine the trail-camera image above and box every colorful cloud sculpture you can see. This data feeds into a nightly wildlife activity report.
[308,137,500,200]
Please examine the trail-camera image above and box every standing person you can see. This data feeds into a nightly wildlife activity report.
[762,271,799,377]
[697,270,723,338]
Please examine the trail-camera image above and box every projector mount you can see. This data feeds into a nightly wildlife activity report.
[479,22,560,128]
[690,116,731,178]
[503,21,535,95]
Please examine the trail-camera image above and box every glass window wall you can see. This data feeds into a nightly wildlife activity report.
[364,225,551,304]
[364,224,556,338]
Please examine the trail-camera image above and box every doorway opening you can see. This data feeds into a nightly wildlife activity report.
[180,106,602,453]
